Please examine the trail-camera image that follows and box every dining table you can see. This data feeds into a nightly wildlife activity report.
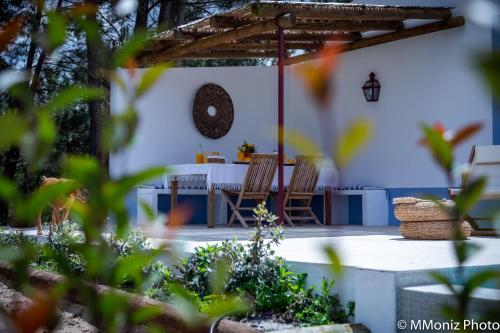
[164,162,338,227]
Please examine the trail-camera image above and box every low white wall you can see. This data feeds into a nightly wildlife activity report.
[111,0,494,190]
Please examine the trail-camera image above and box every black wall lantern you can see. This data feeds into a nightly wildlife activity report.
[362,72,381,102]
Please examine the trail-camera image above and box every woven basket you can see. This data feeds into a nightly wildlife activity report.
[400,220,472,240]
[393,197,455,222]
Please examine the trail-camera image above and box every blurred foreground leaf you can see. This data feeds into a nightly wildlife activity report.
[42,86,104,114]
[0,17,24,51]
[283,128,323,157]
[478,51,500,98]
[421,124,453,174]
[0,113,27,149]
[335,118,373,169]
[136,63,172,97]
[323,245,342,276]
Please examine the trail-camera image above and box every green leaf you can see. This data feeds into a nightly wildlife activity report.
[114,32,149,67]
[64,156,101,184]
[210,259,229,294]
[139,201,155,221]
[335,118,373,169]
[131,305,164,324]
[323,245,342,276]
[136,63,172,97]
[455,177,487,216]
[430,272,455,293]
[0,112,27,149]
[47,12,66,49]
[463,270,500,296]
[284,128,323,157]
[0,176,19,201]
[42,86,104,114]
[478,51,500,99]
[453,241,480,265]
[112,167,168,199]
[421,124,453,173]
[103,107,138,152]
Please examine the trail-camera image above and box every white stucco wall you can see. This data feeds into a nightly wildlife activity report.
[110,0,494,189]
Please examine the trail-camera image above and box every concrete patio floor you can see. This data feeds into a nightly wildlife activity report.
[145,225,500,272]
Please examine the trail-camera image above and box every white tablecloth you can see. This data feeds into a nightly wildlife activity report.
[164,163,338,191]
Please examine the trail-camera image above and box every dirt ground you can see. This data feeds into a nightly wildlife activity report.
[0,281,98,333]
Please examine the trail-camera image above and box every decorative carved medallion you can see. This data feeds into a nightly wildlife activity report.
[193,83,234,139]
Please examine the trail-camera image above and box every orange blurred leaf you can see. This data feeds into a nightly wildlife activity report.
[295,44,343,108]
[13,290,58,333]
[450,123,483,146]
[125,58,138,78]
[0,17,24,52]
[166,204,192,230]
[67,3,98,18]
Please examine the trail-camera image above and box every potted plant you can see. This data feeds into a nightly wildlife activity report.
[238,141,256,161]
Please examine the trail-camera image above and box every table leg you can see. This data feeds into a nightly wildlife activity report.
[324,187,332,225]
[207,188,215,228]
[170,180,178,211]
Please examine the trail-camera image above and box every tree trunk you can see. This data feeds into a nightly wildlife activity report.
[30,0,63,94]
[85,0,107,167]
[158,0,173,30]
[0,0,45,225]
[176,0,185,26]
[134,0,149,33]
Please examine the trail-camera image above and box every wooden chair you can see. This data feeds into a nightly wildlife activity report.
[282,156,323,226]
[449,145,499,236]
[222,153,278,228]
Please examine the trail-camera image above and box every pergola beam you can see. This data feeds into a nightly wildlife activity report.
[210,16,404,32]
[175,50,280,59]
[213,41,324,51]
[293,20,403,32]
[164,18,287,57]
[251,3,452,21]
[285,16,465,65]
[243,31,361,42]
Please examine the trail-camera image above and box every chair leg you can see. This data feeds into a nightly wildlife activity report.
[228,211,237,226]
[309,208,322,225]
[284,211,295,227]
[223,192,249,228]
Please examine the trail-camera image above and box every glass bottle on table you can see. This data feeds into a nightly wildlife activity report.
[196,144,205,164]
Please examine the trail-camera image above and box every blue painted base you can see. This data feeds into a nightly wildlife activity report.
[158,194,207,224]
[156,193,326,225]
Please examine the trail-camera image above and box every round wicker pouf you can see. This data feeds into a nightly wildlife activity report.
[400,220,472,240]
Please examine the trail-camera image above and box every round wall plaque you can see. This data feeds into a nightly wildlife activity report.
[193,83,234,139]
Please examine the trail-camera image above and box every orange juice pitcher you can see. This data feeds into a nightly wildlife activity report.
[196,144,205,164]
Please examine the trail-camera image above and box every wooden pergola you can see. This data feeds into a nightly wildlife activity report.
[137,1,465,226]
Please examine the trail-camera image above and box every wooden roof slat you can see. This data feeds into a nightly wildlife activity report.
[293,20,403,32]
[251,2,452,21]
[241,31,361,42]
[179,50,279,59]
[136,1,462,66]
[210,16,404,32]
[213,41,324,51]
[139,19,282,64]
[285,16,465,65]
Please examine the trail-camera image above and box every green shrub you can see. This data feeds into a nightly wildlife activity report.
[171,203,354,325]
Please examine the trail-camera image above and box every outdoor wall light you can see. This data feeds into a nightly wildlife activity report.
[362,72,381,102]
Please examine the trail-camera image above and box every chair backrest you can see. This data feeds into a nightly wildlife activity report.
[241,153,278,195]
[466,145,500,196]
[285,156,323,200]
